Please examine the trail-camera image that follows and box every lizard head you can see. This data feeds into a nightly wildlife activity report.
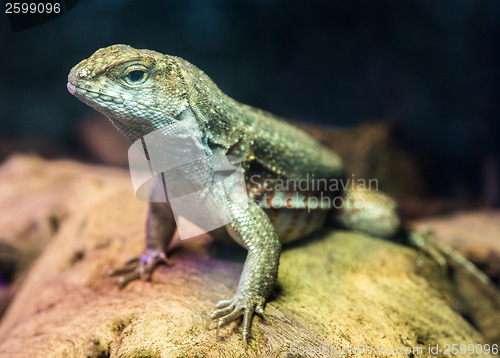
[67,44,191,142]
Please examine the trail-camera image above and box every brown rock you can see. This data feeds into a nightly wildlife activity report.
[0,155,498,357]
[0,154,131,314]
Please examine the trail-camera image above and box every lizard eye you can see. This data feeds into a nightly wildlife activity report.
[124,69,148,85]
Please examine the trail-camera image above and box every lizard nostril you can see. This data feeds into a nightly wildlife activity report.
[67,70,77,82]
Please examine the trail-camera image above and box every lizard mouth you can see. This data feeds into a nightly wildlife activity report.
[67,71,90,98]
[67,82,77,95]
[66,81,95,101]
[66,80,107,103]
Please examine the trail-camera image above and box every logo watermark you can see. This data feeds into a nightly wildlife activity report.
[128,114,247,240]
[249,173,378,193]
[289,343,423,356]
[126,114,381,239]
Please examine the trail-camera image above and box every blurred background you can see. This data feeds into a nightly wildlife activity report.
[0,0,499,209]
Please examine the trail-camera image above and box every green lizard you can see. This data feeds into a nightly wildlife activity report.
[67,44,490,344]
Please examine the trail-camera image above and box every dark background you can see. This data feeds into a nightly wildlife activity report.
[0,0,499,206]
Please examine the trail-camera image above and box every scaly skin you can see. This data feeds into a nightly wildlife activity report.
[67,45,490,344]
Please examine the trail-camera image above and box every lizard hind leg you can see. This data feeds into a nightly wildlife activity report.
[332,188,448,271]
[333,188,402,238]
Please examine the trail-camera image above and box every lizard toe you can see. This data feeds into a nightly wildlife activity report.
[116,270,140,288]
[211,304,236,320]
[408,228,448,271]
[215,299,234,308]
[211,294,266,344]
[107,248,172,288]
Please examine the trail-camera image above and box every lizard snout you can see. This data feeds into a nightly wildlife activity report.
[67,81,76,95]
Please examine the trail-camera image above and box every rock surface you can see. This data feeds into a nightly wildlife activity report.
[0,155,499,358]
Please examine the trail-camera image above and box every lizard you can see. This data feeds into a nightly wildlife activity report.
[66,44,492,345]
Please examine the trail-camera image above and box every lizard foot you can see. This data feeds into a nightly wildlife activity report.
[408,227,492,286]
[107,248,173,288]
[408,227,448,271]
[211,294,266,345]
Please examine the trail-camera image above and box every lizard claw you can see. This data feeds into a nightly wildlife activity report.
[211,294,266,345]
[107,248,173,288]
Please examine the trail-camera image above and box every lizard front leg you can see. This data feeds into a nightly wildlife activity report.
[108,176,176,287]
[211,199,281,344]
